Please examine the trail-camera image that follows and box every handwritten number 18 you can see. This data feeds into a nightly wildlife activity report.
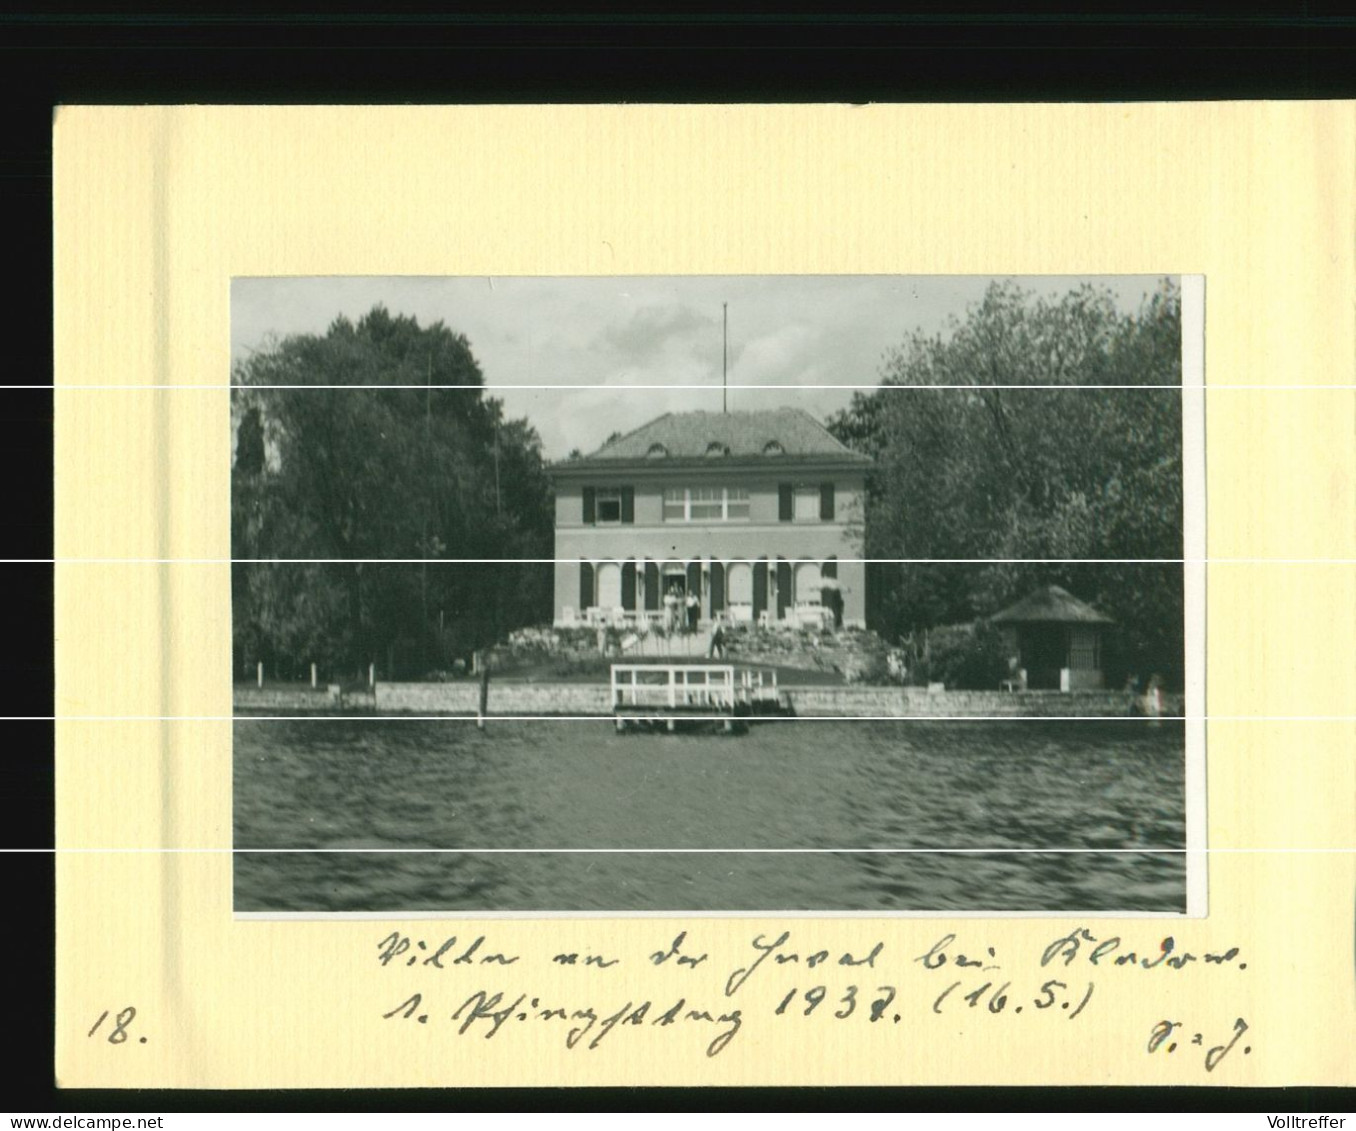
[88,1007,137,1044]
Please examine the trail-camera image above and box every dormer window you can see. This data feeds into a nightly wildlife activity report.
[763,440,784,456]
[705,441,729,458]
[646,443,668,459]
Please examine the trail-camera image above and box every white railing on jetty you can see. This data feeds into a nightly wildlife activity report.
[610,663,779,713]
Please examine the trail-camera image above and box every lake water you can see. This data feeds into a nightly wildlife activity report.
[233,717,1187,914]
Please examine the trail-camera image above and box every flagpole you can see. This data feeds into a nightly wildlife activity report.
[722,302,728,413]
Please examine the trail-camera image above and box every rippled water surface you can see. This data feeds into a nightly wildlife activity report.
[234,718,1186,913]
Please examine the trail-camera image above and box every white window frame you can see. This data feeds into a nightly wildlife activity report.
[688,485,724,521]
[661,485,751,523]
[662,487,687,522]
[595,487,623,525]
[793,485,820,522]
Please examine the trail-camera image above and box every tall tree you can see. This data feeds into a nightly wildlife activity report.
[829,279,1185,684]
[232,306,553,679]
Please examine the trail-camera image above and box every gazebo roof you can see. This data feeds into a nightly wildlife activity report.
[990,585,1114,625]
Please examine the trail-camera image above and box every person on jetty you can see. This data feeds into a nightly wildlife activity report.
[663,584,679,633]
[1143,673,1165,717]
[685,590,700,634]
[707,619,726,659]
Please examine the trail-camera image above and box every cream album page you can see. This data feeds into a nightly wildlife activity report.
[53,103,1354,1088]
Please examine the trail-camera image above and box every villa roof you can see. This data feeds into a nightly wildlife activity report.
[990,585,1114,625]
[560,408,870,468]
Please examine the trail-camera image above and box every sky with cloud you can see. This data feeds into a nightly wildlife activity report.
[231,275,1167,460]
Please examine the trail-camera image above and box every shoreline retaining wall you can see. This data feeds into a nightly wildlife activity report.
[235,681,1184,718]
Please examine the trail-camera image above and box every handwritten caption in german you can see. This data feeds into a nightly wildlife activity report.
[377,927,1250,1072]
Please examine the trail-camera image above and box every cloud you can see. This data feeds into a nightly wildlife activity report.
[497,375,735,462]
[727,322,825,386]
[599,304,717,366]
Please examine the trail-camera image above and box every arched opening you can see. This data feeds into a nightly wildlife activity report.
[596,561,622,610]
[661,560,687,597]
[726,560,753,621]
[794,561,823,605]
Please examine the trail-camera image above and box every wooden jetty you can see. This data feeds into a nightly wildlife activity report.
[610,663,789,732]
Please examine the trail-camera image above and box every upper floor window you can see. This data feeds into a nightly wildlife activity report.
[646,443,668,459]
[689,486,723,520]
[663,485,750,522]
[583,485,634,524]
[779,482,836,522]
[596,488,624,523]
[793,486,820,521]
[705,441,730,458]
[763,440,784,456]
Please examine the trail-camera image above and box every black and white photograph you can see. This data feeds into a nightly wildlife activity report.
[230,274,1202,917]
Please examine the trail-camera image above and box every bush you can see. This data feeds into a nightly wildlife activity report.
[916,620,1011,690]
[853,650,893,686]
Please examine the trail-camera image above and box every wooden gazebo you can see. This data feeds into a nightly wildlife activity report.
[991,585,1114,691]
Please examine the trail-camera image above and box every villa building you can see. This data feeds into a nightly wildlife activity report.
[549,408,872,630]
